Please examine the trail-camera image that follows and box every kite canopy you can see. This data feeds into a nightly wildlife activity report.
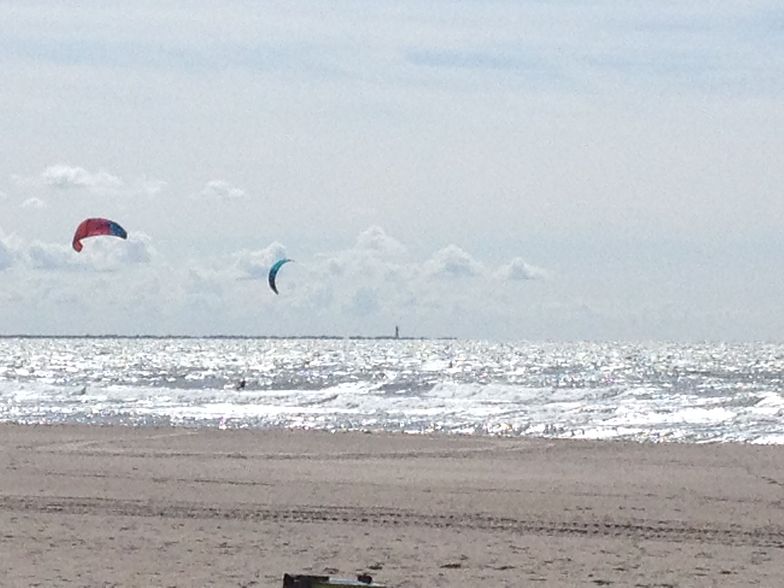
[72,218,128,252]
[268,258,293,294]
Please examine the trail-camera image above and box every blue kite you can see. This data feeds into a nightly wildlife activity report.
[268,258,293,294]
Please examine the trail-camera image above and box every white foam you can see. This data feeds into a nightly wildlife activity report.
[1,338,784,443]
[751,433,784,445]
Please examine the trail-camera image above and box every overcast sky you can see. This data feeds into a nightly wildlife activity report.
[1,1,783,340]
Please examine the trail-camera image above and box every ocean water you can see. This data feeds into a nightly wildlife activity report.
[0,338,782,444]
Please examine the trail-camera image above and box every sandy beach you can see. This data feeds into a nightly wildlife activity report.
[0,424,782,586]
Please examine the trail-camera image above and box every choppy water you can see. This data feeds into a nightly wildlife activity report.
[0,338,783,443]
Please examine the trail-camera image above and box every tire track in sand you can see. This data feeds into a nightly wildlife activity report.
[2,494,783,549]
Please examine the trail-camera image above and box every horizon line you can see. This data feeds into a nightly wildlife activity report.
[0,334,458,341]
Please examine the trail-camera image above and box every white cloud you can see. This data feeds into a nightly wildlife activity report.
[355,225,406,257]
[346,287,381,316]
[25,232,154,272]
[139,178,168,197]
[196,180,246,200]
[40,164,123,190]
[425,244,482,278]
[233,242,287,279]
[20,197,47,209]
[118,232,155,265]
[497,257,547,281]
[0,228,26,271]
[310,226,406,284]
[0,190,7,201]
[27,241,78,270]
[0,236,13,271]
[314,255,345,277]
[81,232,155,271]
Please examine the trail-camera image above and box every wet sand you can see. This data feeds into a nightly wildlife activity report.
[0,424,783,586]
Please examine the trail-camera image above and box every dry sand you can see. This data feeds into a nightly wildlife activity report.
[0,424,782,587]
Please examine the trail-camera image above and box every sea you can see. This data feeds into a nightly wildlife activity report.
[1,337,782,444]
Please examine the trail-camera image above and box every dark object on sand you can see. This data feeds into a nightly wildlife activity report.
[282,574,385,587]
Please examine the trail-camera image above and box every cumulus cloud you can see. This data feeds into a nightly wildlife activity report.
[346,287,381,316]
[0,228,24,271]
[0,217,549,337]
[310,226,406,283]
[26,232,155,272]
[20,197,47,209]
[496,257,547,281]
[0,236,13,271]
[139,178,168,197]
[196,180,246,200]
[355,225,406,257]
[40,164,123,190]
[425,244,482,278]
[26,242,79,270]
[233,241,287,279]
[82,232,155,271]
[318,255,345,276]
[117,233,155,265]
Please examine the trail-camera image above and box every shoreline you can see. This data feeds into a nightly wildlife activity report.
[1,423,783,585]
[5,420,782,447]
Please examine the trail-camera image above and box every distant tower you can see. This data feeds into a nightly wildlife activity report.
[395,325,399,339]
